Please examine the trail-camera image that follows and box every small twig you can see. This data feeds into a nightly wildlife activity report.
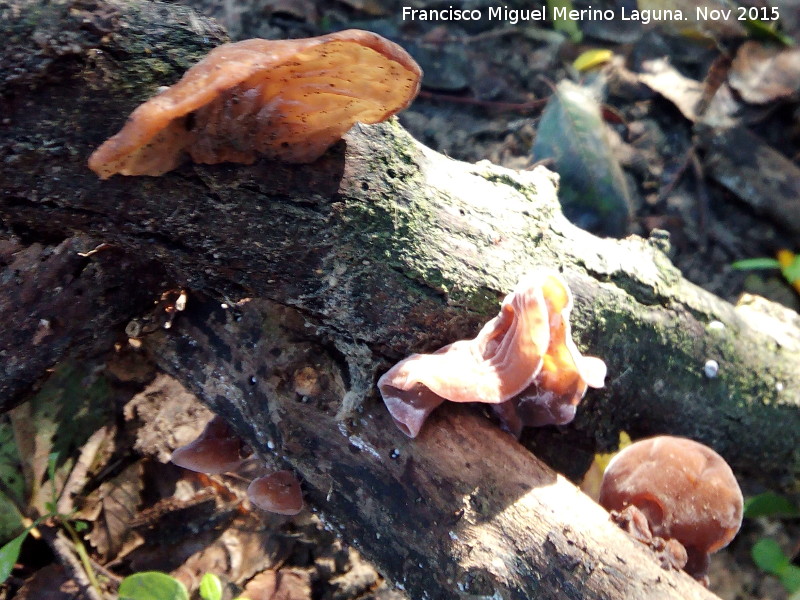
[39,524,104,600]
[77,243,113,258]
[62,519,104,596]
[89,557,122,591]
[418,90,548,114]
[690,148,711,251]
[657,145,695,204]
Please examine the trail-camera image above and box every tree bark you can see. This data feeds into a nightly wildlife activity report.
[146,295,720,600]
[1,0,799,597]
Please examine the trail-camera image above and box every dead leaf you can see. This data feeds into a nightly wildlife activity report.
[328,547,383,598]
[243,568,312,600]
[124,373,215,463]
[11,361,114,513]
[171,524,284,590]
[729,41,800,104]
[82,461,144,561]
[639,58,704,121]
[530,80,631,237]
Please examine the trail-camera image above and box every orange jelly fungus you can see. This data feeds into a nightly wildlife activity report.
[88,29,422,178]
[378,271,607,437]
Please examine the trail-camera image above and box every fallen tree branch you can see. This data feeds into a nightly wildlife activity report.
[145,296,720,600]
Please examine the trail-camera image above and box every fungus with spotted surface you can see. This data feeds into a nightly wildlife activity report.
[378,271,607,438]
[88,29,422,178]
[171,415,250,474]
[598,435,743,584]
[247,470,304,516]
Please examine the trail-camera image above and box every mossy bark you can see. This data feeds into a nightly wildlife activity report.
[1,0,799,597]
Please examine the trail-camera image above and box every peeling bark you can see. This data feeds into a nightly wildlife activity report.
[1,1,800,598]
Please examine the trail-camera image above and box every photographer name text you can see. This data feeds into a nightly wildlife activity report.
[401,5,779,25]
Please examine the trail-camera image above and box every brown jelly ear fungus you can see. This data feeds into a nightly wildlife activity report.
[599,436,743,584]
[88,29,422,178]
[378,271,607,438]
[171,415,250,474]
[247,470,304,516]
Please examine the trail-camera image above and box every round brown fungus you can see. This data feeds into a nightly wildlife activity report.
[247,470,304,516]
[599,435,743,584]
[88,29,422,178]
[171,415,249,474]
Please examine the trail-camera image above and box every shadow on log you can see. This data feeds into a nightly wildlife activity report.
[1,0,799,598]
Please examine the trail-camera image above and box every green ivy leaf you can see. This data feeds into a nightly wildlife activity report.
[0,530,29,583]
[118,572,189,600]
[780,565,800,594]
[547,0,582,41]
[752,538,790,574]
[744,492,800,519]
[199,573,223,600]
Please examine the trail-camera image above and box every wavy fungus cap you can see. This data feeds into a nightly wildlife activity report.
[378,272,606,437]
[88,29,422,178]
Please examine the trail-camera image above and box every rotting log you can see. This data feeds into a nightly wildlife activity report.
[146,296,720,600]
[0,234,169,405]
[1,0,799,597]
[1,0,798,487]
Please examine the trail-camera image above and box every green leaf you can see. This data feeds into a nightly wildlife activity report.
[0,530,29,583]
[780,565,800,594]
[743,18,795,46]
[782,255,800,284]
[73,520,88,532]
[744,492,800,519]
[752,538,790,574]
[531,80,631,237]
[732,258,782,271]
[11,361,113,513]
[47,452,58,484]
[547,0,582,42]
[118,572,189,600]
[199,573,223,600]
